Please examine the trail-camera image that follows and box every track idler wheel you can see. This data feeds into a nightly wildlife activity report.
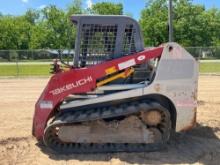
[140,110,162,126]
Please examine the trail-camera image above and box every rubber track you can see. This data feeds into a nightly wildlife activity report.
[44,100,171,154]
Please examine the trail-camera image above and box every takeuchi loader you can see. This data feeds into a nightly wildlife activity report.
[32,15,198,153]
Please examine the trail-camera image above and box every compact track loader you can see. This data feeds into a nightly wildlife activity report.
[32,15,198,153]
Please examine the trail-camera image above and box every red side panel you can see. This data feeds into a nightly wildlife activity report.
[32,47,163,140]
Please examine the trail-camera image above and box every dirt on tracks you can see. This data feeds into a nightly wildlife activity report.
[0,76,219,165]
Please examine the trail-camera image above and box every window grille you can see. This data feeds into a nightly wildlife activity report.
[71,15,144,67]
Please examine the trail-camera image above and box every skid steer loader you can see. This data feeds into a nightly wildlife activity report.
[32,15,198,153]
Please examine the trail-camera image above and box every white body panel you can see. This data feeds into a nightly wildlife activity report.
[61,43,198,132]
[143,43,198,131]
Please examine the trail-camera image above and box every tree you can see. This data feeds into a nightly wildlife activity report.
[1,0,220,50]
[173,0,208,46]
[0,16,31,49]
[91,2,123,15]
[39,5,69,49]
[140,0,220,46]
[29,22,51,49]
[66,0,84,49]
[24,9,40,24]
[67,0,83,16]
[204,8,220,46]
[139,0,168,46]
[16,17,32,49]
[0,16,18,49]
[29,0,84,49]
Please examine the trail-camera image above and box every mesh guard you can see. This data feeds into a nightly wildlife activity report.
[71,15,144,67]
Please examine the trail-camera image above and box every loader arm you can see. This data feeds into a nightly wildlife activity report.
[32,47,163,140]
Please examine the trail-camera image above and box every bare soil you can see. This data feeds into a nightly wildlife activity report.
[0,76,219,165]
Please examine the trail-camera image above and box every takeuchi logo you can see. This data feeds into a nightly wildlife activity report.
[49,76,93,95]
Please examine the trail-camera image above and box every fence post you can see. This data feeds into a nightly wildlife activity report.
[16,51,19,77]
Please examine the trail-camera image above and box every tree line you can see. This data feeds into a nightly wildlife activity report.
[0,0,220,50]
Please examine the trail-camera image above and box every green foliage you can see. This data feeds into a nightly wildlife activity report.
[0,0,220,50]
[140,0,168,46]
[67,0,84,16]
[173,0,212,46]
[140,0,220,46]
[29,23,50,49]
[66,0,85,49]
[0,16,31,49]
[40,5,68,49]
[24,9,40,24]
[91,2,123,15]
[0,0,83,50]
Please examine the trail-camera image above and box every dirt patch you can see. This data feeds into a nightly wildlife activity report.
[0,76,219,165]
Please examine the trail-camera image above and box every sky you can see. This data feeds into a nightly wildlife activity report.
[0,0,220,20]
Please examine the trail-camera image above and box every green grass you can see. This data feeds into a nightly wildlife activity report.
[0,62,220,76]
[199,62,220,73]
[0,64,50,76]
[0,59,52,62]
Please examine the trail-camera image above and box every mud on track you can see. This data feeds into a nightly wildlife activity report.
[0,76,219,165]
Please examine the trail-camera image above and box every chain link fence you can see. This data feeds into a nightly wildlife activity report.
[0,50,74,76]
[0,47,220,76]
[186,47,220,59]
[0,49,75,62]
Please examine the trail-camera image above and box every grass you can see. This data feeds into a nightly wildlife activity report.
[0,62,220,76]
[199,62,220,73]
[0,59,52,62]
[0,64,50,76]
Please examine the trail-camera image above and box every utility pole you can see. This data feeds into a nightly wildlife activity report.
[168,0,173,42]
